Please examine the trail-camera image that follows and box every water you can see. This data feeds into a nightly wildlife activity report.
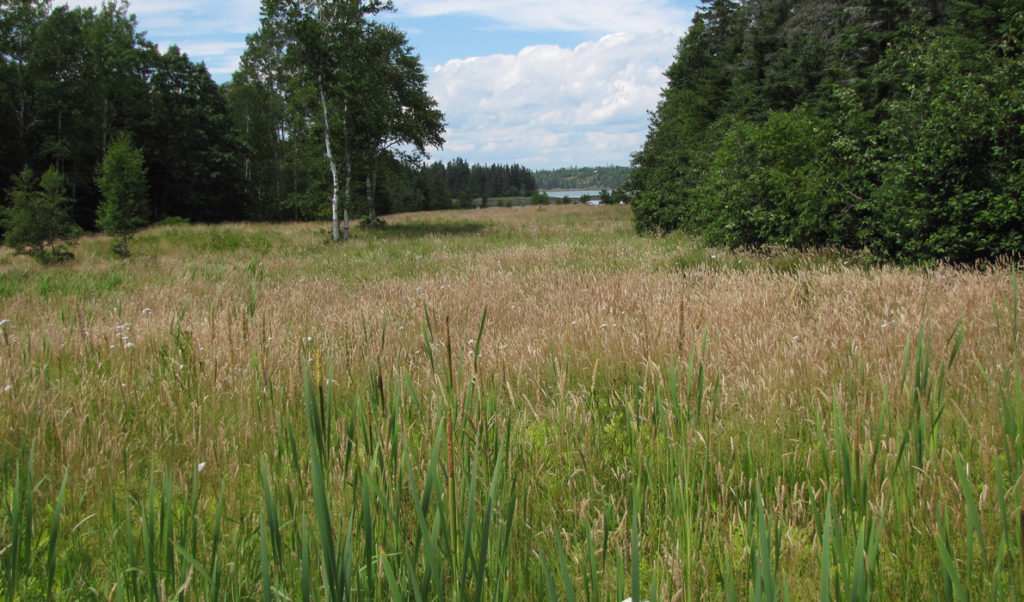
[539,189,611,198]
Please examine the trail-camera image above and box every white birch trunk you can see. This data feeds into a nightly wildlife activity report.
[320,83,342,241]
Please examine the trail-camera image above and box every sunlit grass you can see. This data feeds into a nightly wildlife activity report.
[1,205,1021,599]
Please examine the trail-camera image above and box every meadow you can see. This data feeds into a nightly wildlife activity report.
[0,204,1021,600]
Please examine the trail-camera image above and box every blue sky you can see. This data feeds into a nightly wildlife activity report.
[67,1,699,168]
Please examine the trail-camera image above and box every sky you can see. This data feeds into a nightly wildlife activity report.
[65,1,699,169]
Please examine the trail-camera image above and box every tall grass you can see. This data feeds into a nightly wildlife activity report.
[1,207,1022,598]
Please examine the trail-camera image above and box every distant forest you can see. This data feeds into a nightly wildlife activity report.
[533,166,631,190]
[423,160,536,204]
[630,0,1023,263]
[0,0,545,249]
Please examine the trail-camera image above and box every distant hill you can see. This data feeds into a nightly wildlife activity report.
[533,166,631,190]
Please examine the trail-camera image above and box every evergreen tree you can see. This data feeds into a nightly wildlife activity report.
[2,166,80,262]
[95,133,148,256]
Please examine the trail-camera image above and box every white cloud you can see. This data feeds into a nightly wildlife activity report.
[396,0,691,34]
[60,0,694,167]
[428,31,678,167]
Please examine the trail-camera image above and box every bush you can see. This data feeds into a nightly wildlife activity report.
[866,36,1024,262]
[693,111,844,249]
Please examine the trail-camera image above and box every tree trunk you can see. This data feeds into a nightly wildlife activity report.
[319,83,342,241]
[342,100,352,241]
[366,167,378,227]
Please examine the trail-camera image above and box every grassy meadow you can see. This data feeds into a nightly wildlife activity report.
[1,204,1022,600]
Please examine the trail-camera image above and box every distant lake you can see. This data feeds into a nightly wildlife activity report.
[540,189,612,198]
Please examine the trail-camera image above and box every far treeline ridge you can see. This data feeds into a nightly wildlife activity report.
[629,0,1024,263]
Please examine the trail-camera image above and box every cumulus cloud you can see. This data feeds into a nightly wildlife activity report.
[397,0,691,34]
[62,0,695,166]
[428,31,678,167]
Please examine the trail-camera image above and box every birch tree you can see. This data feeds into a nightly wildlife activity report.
[356,22,444,226]
[252,0,394,241]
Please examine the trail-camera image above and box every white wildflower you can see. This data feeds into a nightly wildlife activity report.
[124,342,136,349]
[197,461,206,473]
[0,319,10,328]
[3,385,11,393]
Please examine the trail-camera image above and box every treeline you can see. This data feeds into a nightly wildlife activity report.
[533,166,630,190]
[368,160,537,213]
[1,1,244,229]
[0,0,452,252]
[434,159,536,202]
[630,0,1024,263]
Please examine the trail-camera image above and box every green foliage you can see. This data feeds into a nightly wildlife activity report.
[95,133,149,256]
[632,0,1024,263]
[530,190,551,205]
[143,45,245,222]
[2,167,80,263]
[694,110,855,249]
[532,166,631,190]
[432,159,536,201]
[868,35,1024,262]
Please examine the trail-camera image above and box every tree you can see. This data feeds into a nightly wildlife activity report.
[251,0,393,241]
[629,0,1024,262]
[143,45,244,221]
[356,22,444,226]
[2,166,80,262]
[0,0,50,192]
[246,0,444,238]
[95,133,148,256]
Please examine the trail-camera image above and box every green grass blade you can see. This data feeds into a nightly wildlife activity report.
[44,469,69,601]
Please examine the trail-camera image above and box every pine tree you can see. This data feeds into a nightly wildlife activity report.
[95,133,149,256]
[2,166,80,263]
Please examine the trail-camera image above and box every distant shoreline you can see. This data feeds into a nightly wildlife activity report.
[539,188,617,197]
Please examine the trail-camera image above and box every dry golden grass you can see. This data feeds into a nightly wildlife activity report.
[0,205,1020,598]
[0,207,1017,486]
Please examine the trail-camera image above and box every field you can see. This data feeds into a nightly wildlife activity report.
[1,205,1021,600]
